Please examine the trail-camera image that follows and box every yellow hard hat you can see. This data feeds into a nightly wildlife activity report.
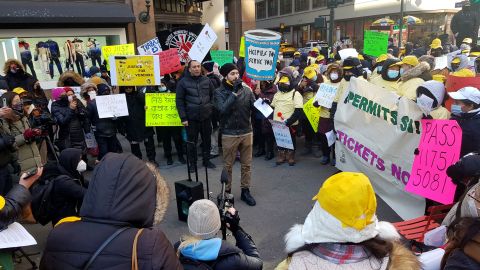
[430,38,442,49]
[311,47,320,53]
[469,52,480,57]
[376,54,388,63]
[451,69,475,78]
[395,55,419,67]
[278,76,290,84]
[312,172,376,230]
[303,66,317,80]
[316,54,325,61]
[463,37,473,44]
[451,57,461,64]
[294,51,301,56]
[13,87,27,95]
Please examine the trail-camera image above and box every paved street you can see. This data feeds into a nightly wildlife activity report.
[18,139,402,270]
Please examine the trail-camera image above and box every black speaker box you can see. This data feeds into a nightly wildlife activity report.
[175,180,204,222]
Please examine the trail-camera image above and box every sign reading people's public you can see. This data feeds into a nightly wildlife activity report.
[245,29,281,81]
[210,50,234,68]
[188,23,217,62]
[95,94,129,119]
[334,77,425,220]
[101,44,135,70]
[405,120,462,204]
[137,37,163,55]
[363,31,389,57]
[158,49,182,75]
[109,55,161,86]
[145,93,182,126]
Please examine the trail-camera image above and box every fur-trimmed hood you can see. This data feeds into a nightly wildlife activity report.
[57,71,85,87]
[3,59,24,75]
[400,62,431,82]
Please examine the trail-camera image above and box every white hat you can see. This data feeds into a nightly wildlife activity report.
[421,80,446,106]
[187,199,221,240]
[448,86,480,105]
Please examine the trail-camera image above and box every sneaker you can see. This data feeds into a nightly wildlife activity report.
[178,156,186,164]
[167,158,173,165]
[203,160,216,169]
[320,156,330,165]
[241,188,256,206]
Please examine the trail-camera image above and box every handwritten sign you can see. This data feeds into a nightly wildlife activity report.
[271,120,294,150]
[188,23,217,62]
[210,50,234,68]
[363,31,389,57]
[314,83,338,108]
[158,49,182,76]
[145,93,182,126]
[138,37,162,55]
[95,94,129,119]
[254,98,273,118]
[434,56,448,70]
[109,55,161,86]
[303,98,321,133]
[405,120,462,204]
[101,44,135,70]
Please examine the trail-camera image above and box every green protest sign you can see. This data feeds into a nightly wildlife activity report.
[210,50,234,68]
[363,31,389,57]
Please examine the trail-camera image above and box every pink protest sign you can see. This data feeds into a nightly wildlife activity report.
[405,119,462,204]
[158,49,182,76]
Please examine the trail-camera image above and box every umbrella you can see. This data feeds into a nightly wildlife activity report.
[403,15,422,25]
[372,18,395,27]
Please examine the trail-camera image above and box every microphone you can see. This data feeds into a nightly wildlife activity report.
[220,168,229,184]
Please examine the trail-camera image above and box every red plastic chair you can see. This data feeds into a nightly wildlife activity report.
[393,204,454,243]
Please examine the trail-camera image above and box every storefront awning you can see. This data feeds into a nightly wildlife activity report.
[0,1,136,24]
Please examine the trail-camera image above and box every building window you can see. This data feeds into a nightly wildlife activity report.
[154,0,202,13]
[256,1,267,19]
[295,0,309,12]
[312,0,326,8]
[280,0,292,15]
[268,0,279,17]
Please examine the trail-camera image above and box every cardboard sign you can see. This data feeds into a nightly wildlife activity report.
[405,120,462,204]
[109,55,161,86]
[158,49,182,76]
[303,98,321,133]
[314,83,338,109]
[95,94,129,119]
[188,23,217,62]
[254,98,273,118]
[101,44,135,70]
[210,50,234,68]
[363,31,389,57]
[239,36,246,57]
[145,93,182,126]
[137,37,162,55]
[271,120,294,150]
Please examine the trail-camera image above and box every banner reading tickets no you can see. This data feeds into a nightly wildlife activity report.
[145,93,182,126]
[334,77,425,220]
[101,44,135,70]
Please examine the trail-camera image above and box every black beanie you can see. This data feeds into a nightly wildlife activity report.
[220,63,238,77]
[202,61,214,73]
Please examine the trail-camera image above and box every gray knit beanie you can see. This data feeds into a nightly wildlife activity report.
[188,199,221,240]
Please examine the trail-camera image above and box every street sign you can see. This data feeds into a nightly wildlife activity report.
[327,0,344,8]
[314,17,327,29]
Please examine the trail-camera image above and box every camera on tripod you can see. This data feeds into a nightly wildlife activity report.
[217,169,239,240]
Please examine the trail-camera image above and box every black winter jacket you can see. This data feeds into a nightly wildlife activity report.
[87,99,118,137]
[4,70,36,92]
[0,184,31,230]
[451,110,480,157]
[51,99,89,150]
[122,91,154,142]
[214,80,255,136]
[176,72,214,122]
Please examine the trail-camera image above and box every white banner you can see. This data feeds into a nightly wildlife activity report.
[334,77,425,220]
[95,94,129,119]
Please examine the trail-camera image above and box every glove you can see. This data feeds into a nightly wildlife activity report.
[233,79,243,93]
[23,128,41,141]
[262,98,271,105]
[285,119,292,127]
[225,209,240,232]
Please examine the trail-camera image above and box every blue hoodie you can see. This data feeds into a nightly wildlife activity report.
[180,238,223,261]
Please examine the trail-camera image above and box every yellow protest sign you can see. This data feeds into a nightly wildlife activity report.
[110,55,161,86]
[303,98,321,133]
[101,44,135,70]
[239,36,245,57]
[145,93,182,126]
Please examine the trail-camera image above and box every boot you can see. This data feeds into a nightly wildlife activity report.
[264,151,274,160]
[313,146,322,158]
[287,151,296,166]
[166,157,174,165]
[320,155,330,165]
[254,148,266,157]
[276,150,286,165]
[241,188,256,206]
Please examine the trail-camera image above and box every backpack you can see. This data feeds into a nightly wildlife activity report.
[30,176,59,225]
[179,256,214,270]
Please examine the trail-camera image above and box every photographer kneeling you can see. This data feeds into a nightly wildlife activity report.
[176,199,263,270]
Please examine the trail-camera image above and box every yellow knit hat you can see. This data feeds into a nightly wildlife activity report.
[312,172,377,230]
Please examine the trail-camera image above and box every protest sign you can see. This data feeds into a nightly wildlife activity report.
[158,49,182,75]
[95,94,129,119]
[434,56,448,70]
[109,55,161,86]
[314,83,338,108]
[210,50,234,67]
[84,133,97,149]
[338,48,358,60]
[239,36,246,57]
[137,37,162,55]
[254,98,273,118]
[188,23,217,62]
[326,130,336,147]
[405,120,462,204]
[157,25,202,63]
[303,98,321,133]
[245,29,281,81]
[271,120,294,150]
[145,93,182,126]
[334,77,425,220]
[101,44,135,70]
[363,31,389,57]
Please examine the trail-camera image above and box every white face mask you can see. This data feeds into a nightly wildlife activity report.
[76,160,87,173]
[68,95,74,102]
[330,72,339,81]
[88,91,96,100]
[416,94,434,115]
